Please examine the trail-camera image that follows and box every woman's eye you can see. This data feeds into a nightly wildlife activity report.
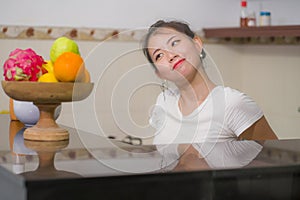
[155,53,163,61]
[171,40,180,47]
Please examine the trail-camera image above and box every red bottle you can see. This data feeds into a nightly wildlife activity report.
[240,0,248,27]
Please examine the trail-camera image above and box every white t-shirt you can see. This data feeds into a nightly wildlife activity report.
[150,86,263,144]
[150,86,264,169]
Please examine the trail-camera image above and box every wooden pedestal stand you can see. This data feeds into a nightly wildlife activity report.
[24,103,68,141]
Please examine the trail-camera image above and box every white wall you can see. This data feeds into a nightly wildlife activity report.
[240,45,300,139]
[0,0,299,142]
[0,0,300,30]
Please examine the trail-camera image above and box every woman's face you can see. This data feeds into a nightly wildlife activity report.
[147,27,203,83]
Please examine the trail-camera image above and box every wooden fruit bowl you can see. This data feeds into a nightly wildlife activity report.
[1,81,94,141]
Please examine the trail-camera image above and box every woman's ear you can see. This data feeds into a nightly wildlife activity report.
[193,36,203,53]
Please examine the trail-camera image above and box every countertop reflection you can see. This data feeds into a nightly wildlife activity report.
[1,114,300,178]
[21,139,82,180]
[7,119,262,176]
[1,115,300,199]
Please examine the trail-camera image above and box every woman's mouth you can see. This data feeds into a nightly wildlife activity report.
[172,58,185,70]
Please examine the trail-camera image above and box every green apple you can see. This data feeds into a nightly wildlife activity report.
[50,37,80,63]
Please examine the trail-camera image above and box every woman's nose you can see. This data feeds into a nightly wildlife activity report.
[167,52,178,63]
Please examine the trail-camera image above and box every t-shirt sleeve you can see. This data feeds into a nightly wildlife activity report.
[225,88,264,137]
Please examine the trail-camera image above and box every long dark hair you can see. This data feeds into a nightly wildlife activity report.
[142,20,196,69]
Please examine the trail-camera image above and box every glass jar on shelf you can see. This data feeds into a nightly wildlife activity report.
[247,11,257,27]
[259,11,271,26]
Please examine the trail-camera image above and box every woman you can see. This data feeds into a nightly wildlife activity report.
[142,20,277,170]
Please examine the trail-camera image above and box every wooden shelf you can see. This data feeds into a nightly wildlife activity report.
[202,25,300,44]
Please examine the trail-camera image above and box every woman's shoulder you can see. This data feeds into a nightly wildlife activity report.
[210,86,245,102]
[221,86,260,111]
[223,86,243,95]
[223,86,248,102]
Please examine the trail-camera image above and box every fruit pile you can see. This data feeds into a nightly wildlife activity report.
[3,48,45,81]
[2,37,90,83]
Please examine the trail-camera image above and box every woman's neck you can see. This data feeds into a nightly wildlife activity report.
[177,72,216,115]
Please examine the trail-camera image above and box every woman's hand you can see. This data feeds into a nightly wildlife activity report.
[173,144,210,171]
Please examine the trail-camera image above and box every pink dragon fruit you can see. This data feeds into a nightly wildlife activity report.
[3,48,46,81]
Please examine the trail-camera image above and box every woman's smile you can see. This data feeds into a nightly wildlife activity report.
[172,58,186,70]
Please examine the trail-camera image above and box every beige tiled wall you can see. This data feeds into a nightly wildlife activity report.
[205,44,300,139]
[240,45,300,139]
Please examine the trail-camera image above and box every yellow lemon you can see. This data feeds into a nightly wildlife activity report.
[42,60,54,73]
[38,73,58,82]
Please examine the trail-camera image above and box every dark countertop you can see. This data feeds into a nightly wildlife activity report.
[0,114,300,200]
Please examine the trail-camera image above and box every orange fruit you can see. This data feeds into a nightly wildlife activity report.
[53,52,85,82]
[83,70,91,82]
[9,98,17,120]
[78,69,91,83]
